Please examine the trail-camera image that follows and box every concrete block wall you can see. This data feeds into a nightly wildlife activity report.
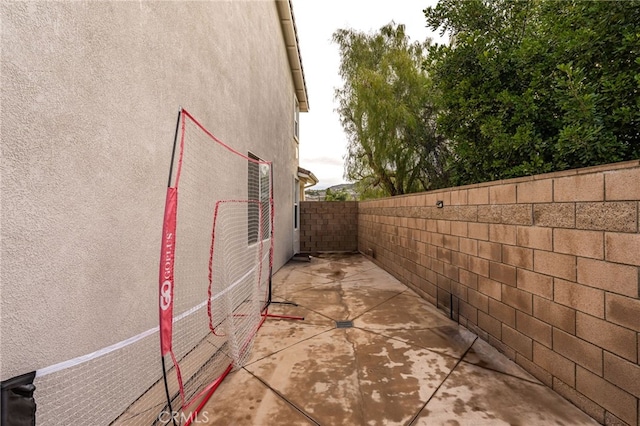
[358,160,640,425]
[300,201,357,252]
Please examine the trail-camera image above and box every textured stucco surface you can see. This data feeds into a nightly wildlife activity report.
[1,0,299,411]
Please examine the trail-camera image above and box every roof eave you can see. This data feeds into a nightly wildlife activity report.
[275,0,309,112]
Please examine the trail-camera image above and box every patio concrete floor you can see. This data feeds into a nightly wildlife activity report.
[198,253,599,425]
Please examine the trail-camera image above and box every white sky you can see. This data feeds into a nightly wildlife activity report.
[291,0,445,189]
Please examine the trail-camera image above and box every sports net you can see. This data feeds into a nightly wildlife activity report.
[159,109,274,419]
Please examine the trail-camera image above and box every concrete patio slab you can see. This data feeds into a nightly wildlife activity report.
[197,253,599,426]
[196,368,315,425]
[246,327,458,426]
[416,361,596,425]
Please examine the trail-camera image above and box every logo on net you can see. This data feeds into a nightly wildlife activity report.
[160,280,172,310]
[160,231,174,311]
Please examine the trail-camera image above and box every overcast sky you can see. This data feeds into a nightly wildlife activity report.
[291,0,445,189]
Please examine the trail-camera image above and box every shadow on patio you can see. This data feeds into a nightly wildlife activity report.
[197,253,598,425]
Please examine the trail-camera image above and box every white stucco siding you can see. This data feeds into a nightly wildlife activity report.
[1,0,298,413]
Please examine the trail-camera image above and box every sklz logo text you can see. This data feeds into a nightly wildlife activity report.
[160,232,174,311]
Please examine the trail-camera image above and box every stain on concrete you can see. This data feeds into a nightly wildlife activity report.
[417,361,598,425]
[196,369,314,425]
[198,254,599,426]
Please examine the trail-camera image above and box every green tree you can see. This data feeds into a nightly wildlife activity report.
[324,188,351,201]
[424,0,640,185]
[334,23,449,197]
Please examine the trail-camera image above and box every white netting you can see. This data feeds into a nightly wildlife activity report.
[161,109,273,416]
[33,331,168,425]
[27,110,272,426]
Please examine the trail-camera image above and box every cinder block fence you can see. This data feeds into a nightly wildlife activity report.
[359,160,640,425]
[300,201,357,252]
[301,160,640,425]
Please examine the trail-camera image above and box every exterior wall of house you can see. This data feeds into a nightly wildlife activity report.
[358,160,640,425]
[300,201,358,252]
[1,1,300,422]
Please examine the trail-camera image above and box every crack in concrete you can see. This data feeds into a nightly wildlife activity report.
[406,336,478,426]
[343,329,368,425]
[244,368,321,426]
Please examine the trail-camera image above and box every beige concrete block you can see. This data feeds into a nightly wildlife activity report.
[552,378,605,424]
[490,184,517,204]
[436,247,452,264]
[488,335,517,360]
[606,232,640,266]
[459,269,478,290]
[502,324,533,360]
[516,353,552,387]
[489,223,517,245]
[554,228,604,260]
[452,251,469,271]
[450,189,468,205]
[450,221,468,237]
[604,352,640,398]
[502,284,533,314]
[554,278,605,318]
[459,300,478,324]
[478,311,502,338]
[577,257,638,297]
[479,276,502,301]
[533,296,576,334]
[516,311,552,347]
[605,293,640,332]
[443,234,459,251]
[478,241,502,262]
[468,187,489,205]
[553,328,603,375]
[605,167,640,201]
[477,205,502,223]
[604,411,630,426]
[534,250,576,281]
[576,202,637,233]
[436,219,451,235]
[459,237,478,256]
[576,312,637,362]
[517,269,554,299]
[489,261,517,286]
[468,288,489,313]
[489,298,516,327]
[533,342,576,386]
[468,222,489,241]
[469,256,489,278]
[555,173,604,202]
[517,226,553,251]
[517,179,553,203]
[576,366,638,426]
[533,202,576,228]
[501,204,533,225]
[502,245,533,269]
[443,263,459,281]
[456,205,478,222]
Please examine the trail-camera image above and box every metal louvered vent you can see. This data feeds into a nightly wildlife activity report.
[336,320,353,329]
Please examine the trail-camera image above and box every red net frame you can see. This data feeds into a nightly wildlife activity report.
[158,108,275,423]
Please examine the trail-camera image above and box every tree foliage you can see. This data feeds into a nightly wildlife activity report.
[324,187,351,201]
[333,24,449,197]
[424,0,640,185]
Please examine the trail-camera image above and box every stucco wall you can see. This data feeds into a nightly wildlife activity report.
[358,160,640,425]
[1,1,299,422]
